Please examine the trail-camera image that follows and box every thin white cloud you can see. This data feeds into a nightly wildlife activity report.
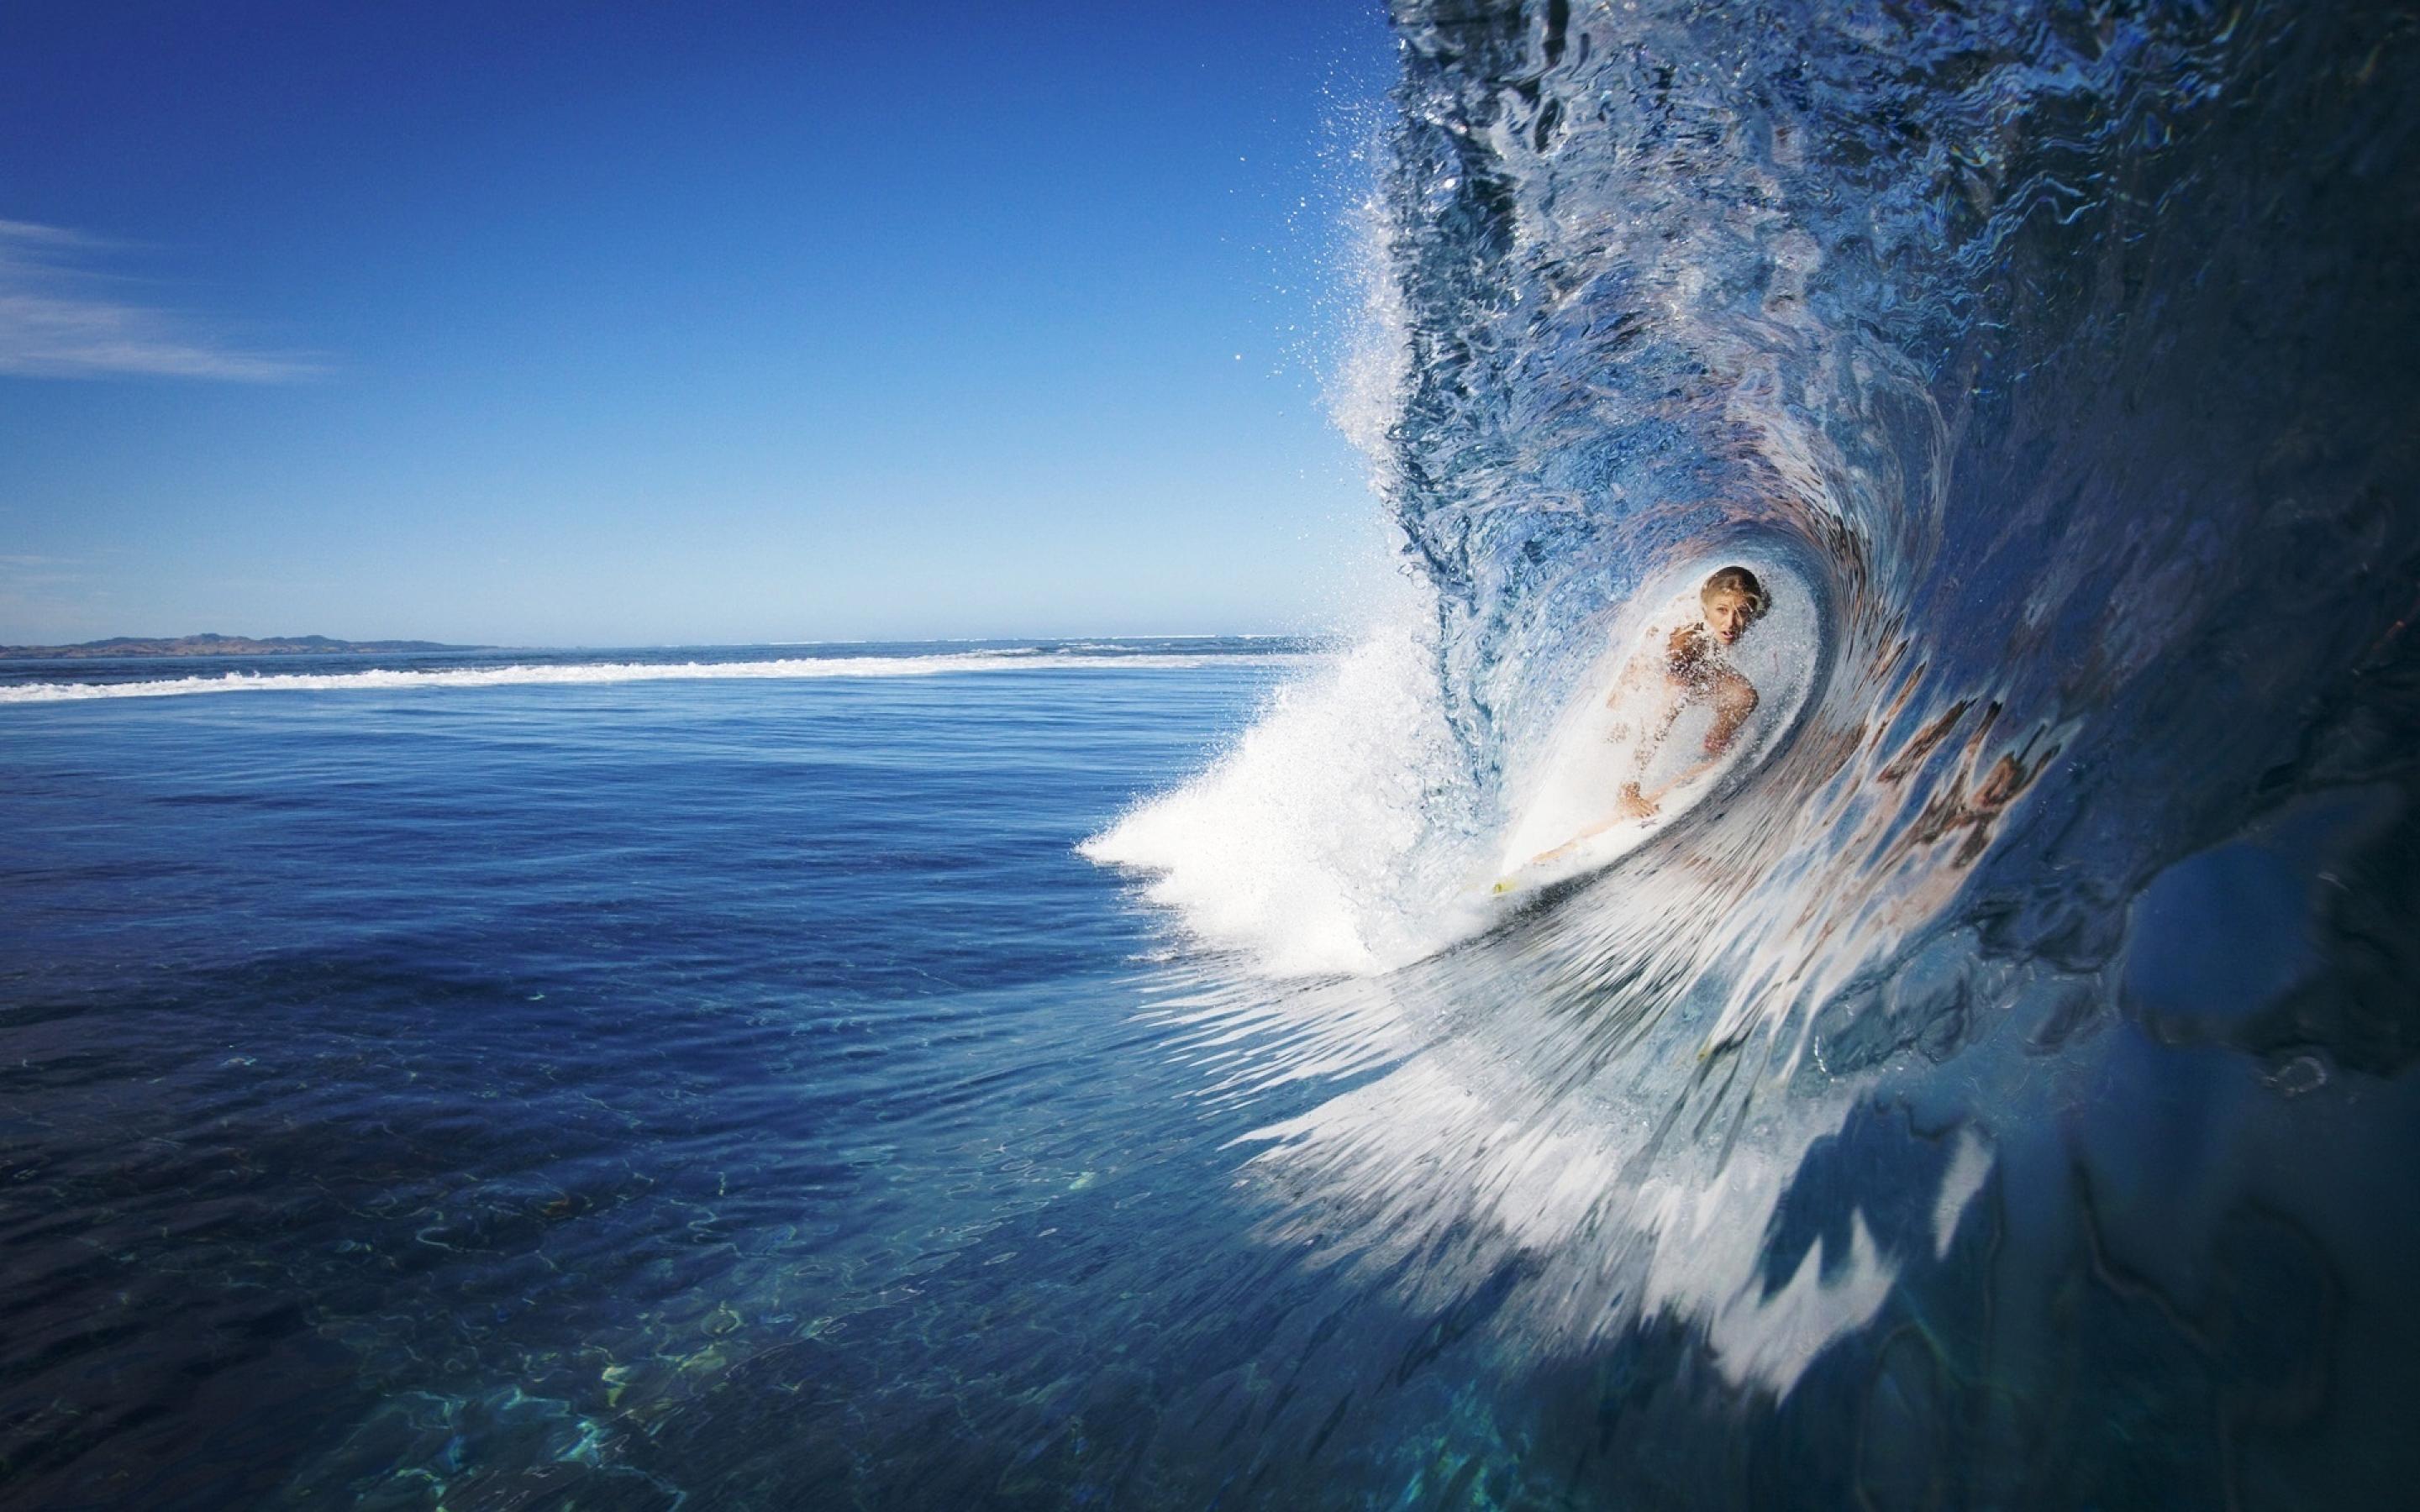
[0,219,324,381]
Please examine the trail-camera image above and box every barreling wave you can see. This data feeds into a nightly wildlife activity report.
[1097,0,2420,1498]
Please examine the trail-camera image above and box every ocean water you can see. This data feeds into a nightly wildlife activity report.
[11,0,2420,1506]
[3,644,1379,1507]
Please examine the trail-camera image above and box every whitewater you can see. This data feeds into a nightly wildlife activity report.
[1083,0,2420,1501]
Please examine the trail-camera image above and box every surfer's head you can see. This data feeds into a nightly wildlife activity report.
[1699,565,1768,647]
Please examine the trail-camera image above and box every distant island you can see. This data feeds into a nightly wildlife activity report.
[0,633,481,661]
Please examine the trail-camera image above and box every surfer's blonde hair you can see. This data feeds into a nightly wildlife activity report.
[1701,564,1769,622]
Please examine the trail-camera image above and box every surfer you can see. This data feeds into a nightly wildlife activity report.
[1608,564,1768,819]
[1527,565,1769,866]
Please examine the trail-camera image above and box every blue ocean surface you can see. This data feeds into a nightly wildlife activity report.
[3,643,1425,1508]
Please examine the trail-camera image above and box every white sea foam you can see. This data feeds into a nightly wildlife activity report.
[1086,556,1822,976]
[1082,584,1481,977]
[0,651,1305,705]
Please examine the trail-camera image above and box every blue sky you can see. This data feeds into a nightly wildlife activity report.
[0,3,1399,645]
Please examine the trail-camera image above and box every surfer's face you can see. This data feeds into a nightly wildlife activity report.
[1700,589,1756,646]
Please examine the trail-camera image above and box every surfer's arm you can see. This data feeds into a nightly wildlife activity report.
[1639,670,1760,798]
[1519,667,1676,864]
[1522,671,1700,865]
[1602,642,1662,730]
[1610,624,1702,759]
[1623,701,1681,777]
[1616,678,1687,795]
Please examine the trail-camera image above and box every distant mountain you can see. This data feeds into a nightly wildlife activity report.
[0,633,481,660]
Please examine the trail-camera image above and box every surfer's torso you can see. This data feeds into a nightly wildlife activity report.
[1653,618,1753,701]
[1618,612,1761,781]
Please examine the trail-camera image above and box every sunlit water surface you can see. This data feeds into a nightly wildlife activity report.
[3,652,1487,1509]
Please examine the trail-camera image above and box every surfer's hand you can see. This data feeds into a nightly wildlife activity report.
[1614,783,1659,821]
[1665,625,1708,678]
